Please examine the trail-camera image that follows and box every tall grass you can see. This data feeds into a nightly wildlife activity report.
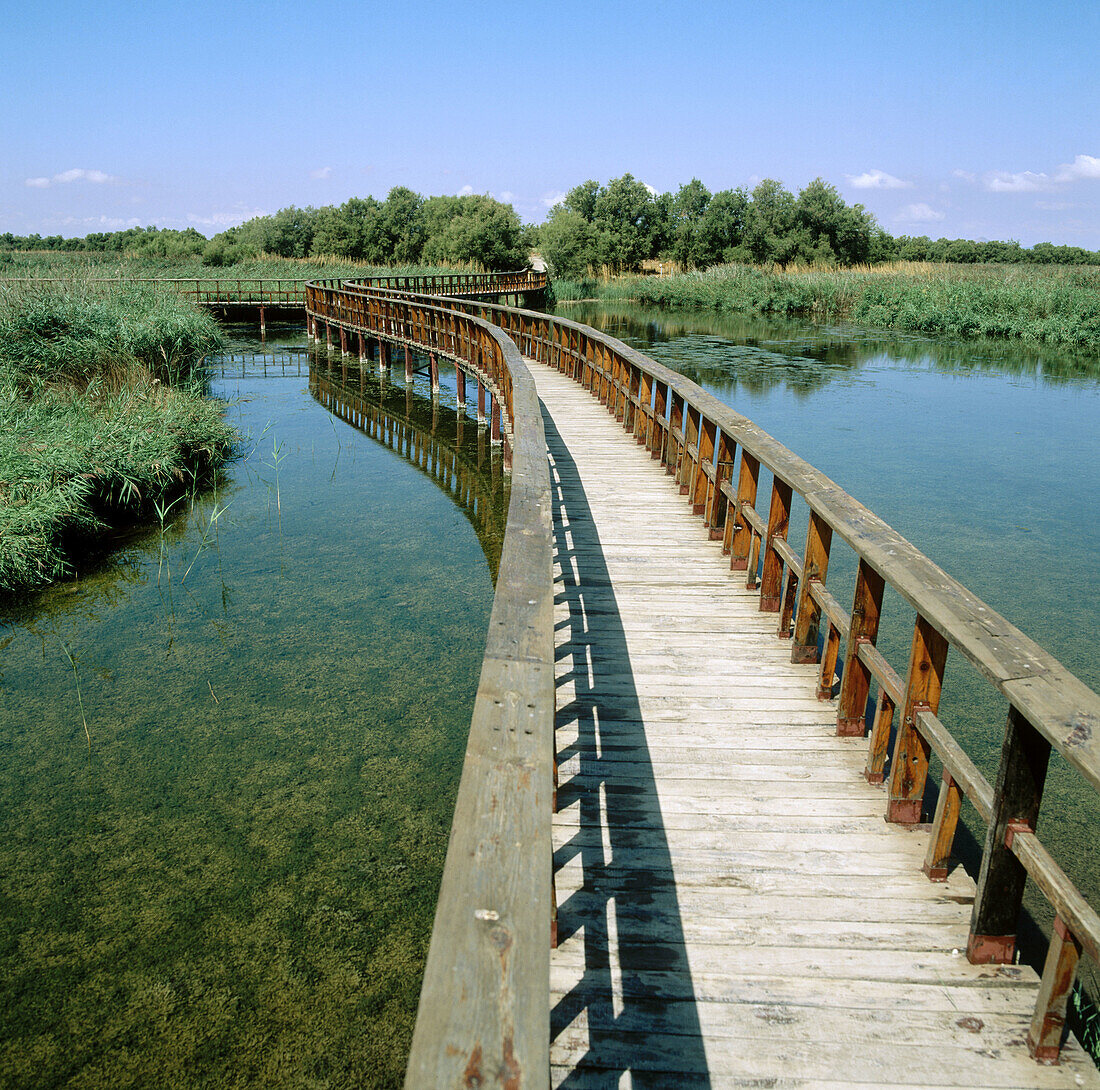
[570,263,1100,350]
[0,279,233,594]
[0,250,499,283]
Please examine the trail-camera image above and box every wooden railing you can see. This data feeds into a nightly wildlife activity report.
[426,292,1100,1067]
[304,280,556,1087]
[348,269,547,298]
[308,277,1099,1074]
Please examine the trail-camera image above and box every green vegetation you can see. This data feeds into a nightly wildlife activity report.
[0,249,471,283]
[7,173,1100,281]
[558,262,1100,349]
[1,187,532,271]
[536,174,1100,278]
[0,279,232,593]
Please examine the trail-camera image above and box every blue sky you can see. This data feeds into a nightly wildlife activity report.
[3,0,1098,246]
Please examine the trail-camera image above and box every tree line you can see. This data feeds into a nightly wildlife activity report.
[4,175,1100,272]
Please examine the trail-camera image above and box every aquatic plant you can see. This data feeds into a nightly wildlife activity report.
[0,278,234,594]
[586,262,1100,350]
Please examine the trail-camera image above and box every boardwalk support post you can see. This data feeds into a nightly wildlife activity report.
[967,705,1051,963]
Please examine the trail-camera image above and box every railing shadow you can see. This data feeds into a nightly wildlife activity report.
[544,414,711,1088]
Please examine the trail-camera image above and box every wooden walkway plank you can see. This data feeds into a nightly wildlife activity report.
[531,362,1099,1090]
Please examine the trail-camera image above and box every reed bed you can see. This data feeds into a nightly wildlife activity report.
[0,250,492,283]
[0,279,232,594]
[558,263,1100,350]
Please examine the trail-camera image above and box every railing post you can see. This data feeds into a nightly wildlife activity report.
[634,369,651,444]
[1027,916,1082,1062]
[967,705,1051,963]
[651,381,668,461]
[679,404,700,495]
[759,477,793,611]
[729,451,759,570]
[885,614,948,824]
[691,416,716,517]
[708,433,735,542]
[836,559,885,734]
[790,512,832,662]
[667,392,685,477]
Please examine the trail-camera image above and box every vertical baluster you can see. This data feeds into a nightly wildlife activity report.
[818,622,842,699]
[709,433,735,542]
[636,371,653,445]
[923,771,962,880]
[680,404,701,496]
[790,512,832,662]
[626,364,641,434]
[836,560,885,735]
[667,393,685,479]
[1027,917,1082,1063]
[885,614,948,823]
[777,563,799,639]
[967,705,1051,962]
[691,416,716,517]
[651,381,669,462]
[759,477,793,611]
[729,452,759,571]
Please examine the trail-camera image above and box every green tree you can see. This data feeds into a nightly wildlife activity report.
[744,179,798,264]
[670,178,712,268]
[421,194,527,269]
[540,207,597,278]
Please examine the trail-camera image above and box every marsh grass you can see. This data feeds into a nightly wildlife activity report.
[0,278,233,594]
[0,250,489,284]
[562,262,1100,350]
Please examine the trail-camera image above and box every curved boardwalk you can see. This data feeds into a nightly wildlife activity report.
[533,363,1099,1089]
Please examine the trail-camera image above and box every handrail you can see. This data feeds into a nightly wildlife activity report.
[392,288,1100,1067]
[304,279,555,1088]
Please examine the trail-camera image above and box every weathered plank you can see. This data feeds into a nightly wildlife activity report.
[533,362,1098,1089]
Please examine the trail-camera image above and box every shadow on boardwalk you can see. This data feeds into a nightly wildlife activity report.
[545,414,712,1088]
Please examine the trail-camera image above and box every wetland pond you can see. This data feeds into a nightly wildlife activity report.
[0,327,507,1089]
[2,307,1099,1086]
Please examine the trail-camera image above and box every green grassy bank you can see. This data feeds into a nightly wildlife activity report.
[0,279,232,594]
[553,262,1100,350]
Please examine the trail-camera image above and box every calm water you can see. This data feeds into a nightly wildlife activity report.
[3,310,1098,1084]
[562,301,1100,988]
[0,326,506,1088]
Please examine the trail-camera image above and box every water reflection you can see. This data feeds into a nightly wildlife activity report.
[559,302,1100,393]
[308,350,509,579]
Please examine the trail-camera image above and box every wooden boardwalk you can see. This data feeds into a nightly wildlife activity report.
[533,363,1099,1089]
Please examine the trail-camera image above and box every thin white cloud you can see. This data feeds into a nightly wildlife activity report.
[497,190,514,203]
[1035,200,1074,212]
[985,170,1052,193]
[24,168,116,188]
[643,182,658,196]
[952,169,977,184]
[846,169,910,190]
[982,153,1100,194]
[897,202,945,223]
[458,184,475,196]
[187,208,268,228]
[1054,154,1100,183]
[310,166,333,180]
[540,191,565,208]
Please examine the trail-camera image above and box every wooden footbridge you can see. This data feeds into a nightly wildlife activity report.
[304,276,1100,1089]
